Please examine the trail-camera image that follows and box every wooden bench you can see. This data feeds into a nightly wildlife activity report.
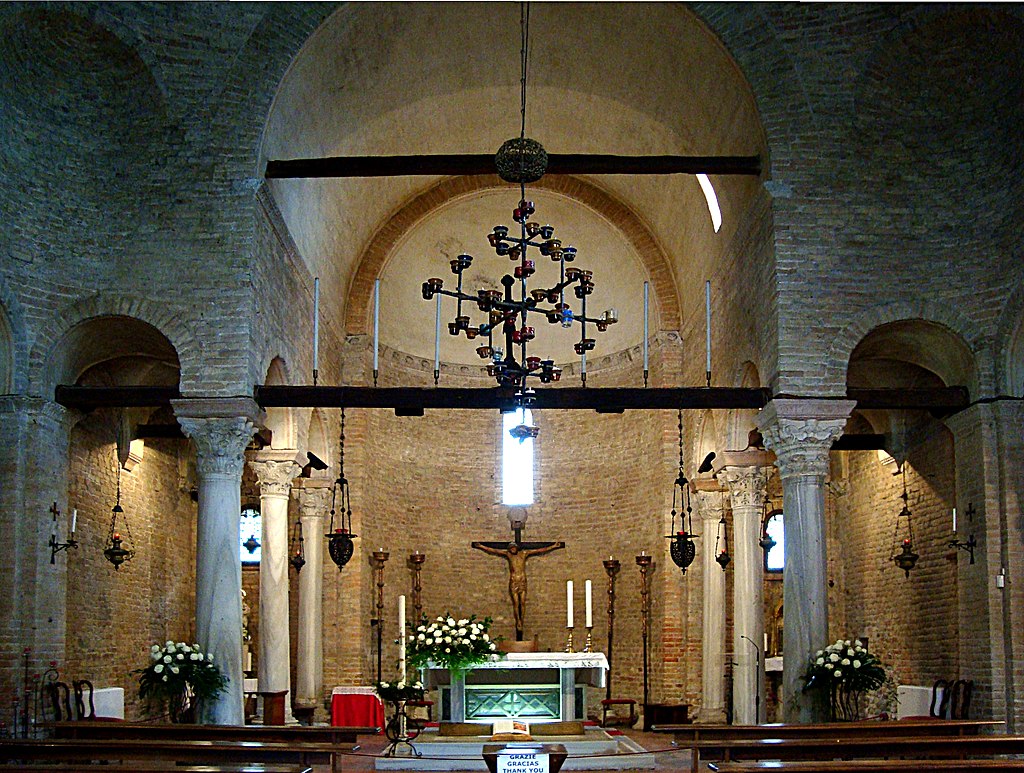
[0,738,344,773]
[708,761,1024,773]
[0,765,312,773]
[684,734,1024,772]
[46,720,376,744]
[658,719,1003,743]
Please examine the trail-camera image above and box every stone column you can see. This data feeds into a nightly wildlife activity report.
[294,481,329,713]
[693,481,727,723]
[758,398,853,723]
[175,398,261,725]
[718,454,771,725]
[250,452,301,723]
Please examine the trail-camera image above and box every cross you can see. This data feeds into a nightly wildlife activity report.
[50,502,60,520]
[472,517,565,641]
[965,502,977,524]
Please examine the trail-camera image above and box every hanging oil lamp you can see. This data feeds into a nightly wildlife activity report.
[890,464,919,578]
[715,512,731,570]
[104,450,135,570]
[665,409,698,573]
[289,517,306,572]
[325,408,357,570]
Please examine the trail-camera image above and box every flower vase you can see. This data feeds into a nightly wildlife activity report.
[829,683,863,722]
[167,686,195,724]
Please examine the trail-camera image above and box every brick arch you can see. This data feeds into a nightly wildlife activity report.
[30,293,203,396]
[824,300,992,398]
[344,175,682,336]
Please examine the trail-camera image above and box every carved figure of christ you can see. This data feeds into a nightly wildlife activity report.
[471,540,565,641]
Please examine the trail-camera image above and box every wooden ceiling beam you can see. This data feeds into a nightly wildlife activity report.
[264,153,763,179]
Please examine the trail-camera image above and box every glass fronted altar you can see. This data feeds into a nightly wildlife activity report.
[423,652,609,723]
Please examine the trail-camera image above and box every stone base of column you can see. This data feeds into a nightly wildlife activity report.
[695,706,727,724]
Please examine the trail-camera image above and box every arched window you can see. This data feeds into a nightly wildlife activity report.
[764,510,784,572]
[502,408,534,506]
[240,506,261,564]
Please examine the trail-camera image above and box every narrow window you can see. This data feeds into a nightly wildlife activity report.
[697,173,722,233]
[502,408,534,506]
[240,506,262,564]
[764,510,784,572]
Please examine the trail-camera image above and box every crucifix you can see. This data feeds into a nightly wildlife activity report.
[472,509,564,641]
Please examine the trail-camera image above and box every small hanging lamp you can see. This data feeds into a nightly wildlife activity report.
[104,447,135,570]
[759,498,776,556]
[325,408,358,570]
[289,516,306,573]
[714,509,731,570]
[665,409,698,573]
[890,464,919,578]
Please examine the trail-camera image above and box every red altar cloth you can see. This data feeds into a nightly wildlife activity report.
[331,690,384,731]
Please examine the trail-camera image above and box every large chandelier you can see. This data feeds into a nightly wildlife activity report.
[420,3,617,439]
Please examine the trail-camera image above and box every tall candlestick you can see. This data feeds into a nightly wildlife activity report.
[566,580,574,627]
[313,277,320,383]
[705,280,712,386]
[585,579,593,628]
[398,594,406,680]
[373,279,381,384]
[433,293,441,385]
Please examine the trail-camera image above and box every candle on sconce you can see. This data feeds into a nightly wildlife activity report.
[585,580,593,628]
[566,581,574,627]
[70,509,77,536]
[705,280,712,383]
[952,507,957,534]
[398,595,407,680]
[313,277,320,378]
[642,281,650,373]
[764,633,769,652]
[373,279,381,375]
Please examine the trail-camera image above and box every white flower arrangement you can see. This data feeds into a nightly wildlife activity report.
[137,640,225,721]
[407,614,501,673]
[802,638,885,693]
[376,678,425,702]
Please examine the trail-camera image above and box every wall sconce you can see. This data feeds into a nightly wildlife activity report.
[948,503,977,565]
[48,502,77,564]
[890,464,918,578]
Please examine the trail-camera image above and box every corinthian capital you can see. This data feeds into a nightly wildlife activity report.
[296,485,331,521]
[757,398,854,481]
[250,455,302,497]
[717,466,768,511]
[173,398,262,479]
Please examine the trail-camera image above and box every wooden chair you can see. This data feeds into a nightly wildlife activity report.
[45,681,73,722]
[73,679,96,720]
[600,698,636,728]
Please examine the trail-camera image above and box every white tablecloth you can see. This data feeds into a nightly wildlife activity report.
[332,686,379,696]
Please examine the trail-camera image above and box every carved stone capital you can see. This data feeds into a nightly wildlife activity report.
[296,486,331,521]
[717,466,768,511]
[693,489,726,523]
[757,399,854,481]
[173,398,262,479]
[250,453,302,497]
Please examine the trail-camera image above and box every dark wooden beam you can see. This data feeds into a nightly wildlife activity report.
[264,153,762,179]
[831,434,887,451]
[54,385,181,409]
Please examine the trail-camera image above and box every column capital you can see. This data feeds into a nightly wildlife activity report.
[717,465,769,511]
[758,398,854,481]
[250,452,302,498]
[692,486,726,523]
[296,485,331,521]
[174,399,262,480]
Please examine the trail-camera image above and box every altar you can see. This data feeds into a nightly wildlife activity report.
[423,652,608,723]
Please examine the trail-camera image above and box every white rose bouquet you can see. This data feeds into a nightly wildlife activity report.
[802,638,886,694]
[376,678,425,702]
[406,614,501,674]
[136,640,226,722]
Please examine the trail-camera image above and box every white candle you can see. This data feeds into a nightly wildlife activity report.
[584,580,593,628]
[705,280,712,376]
[764,633,768,652]
[434,293,441,376]
[566,581,574,627]
[373,279,381,373]
[70,509,77,535]
[313,277,320,376]
[398,595,407,679]
[952,507,957,534]
[642,281,649,372]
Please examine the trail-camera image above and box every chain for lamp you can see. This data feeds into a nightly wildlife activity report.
[325,408,357,570]
[666,408,698,572]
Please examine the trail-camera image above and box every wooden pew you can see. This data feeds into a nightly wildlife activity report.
[708,762,1024,773]
[47,720,376,745]
[685,734,1024,772]
[657,718,1003,743]
[0,765,312,773]
[0,738,344,773]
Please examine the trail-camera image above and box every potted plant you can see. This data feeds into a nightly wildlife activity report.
[137,641,226,723]
[802,638,886,721]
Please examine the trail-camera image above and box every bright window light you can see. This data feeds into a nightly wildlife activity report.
[240,506,261,564]
[502,408,534,506]
[765,512,784,572]
[697,173,722,233]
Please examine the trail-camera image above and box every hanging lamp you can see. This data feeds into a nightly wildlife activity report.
[665,409,698,572]
[289,516,306,572]
[714,509,730,570]
[103,446,135,570]
[325,408,358,570]
[890,463,919,578]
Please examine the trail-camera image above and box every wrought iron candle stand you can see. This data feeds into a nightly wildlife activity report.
[383,699,423,758]
[371,549,389,685]
[47,503,77,565]
[636,553,653,712]
[409,551,425,621]
[602,558,621,701]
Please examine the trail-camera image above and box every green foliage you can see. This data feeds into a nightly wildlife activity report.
[802,638,887,694]
[406,614,501,673]
[136,641,226,716]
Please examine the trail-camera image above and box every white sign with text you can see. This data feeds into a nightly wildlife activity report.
[496,752,549,773]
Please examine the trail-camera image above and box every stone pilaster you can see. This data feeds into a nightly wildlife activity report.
[693,481,727,723]
[174,398,262,725]
[717,454,771,725]
[758,398,853,723]
[250,452,302,723]
[294,482,329,712]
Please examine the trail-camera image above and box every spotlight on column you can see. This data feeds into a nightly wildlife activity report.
[697,452,716,474]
